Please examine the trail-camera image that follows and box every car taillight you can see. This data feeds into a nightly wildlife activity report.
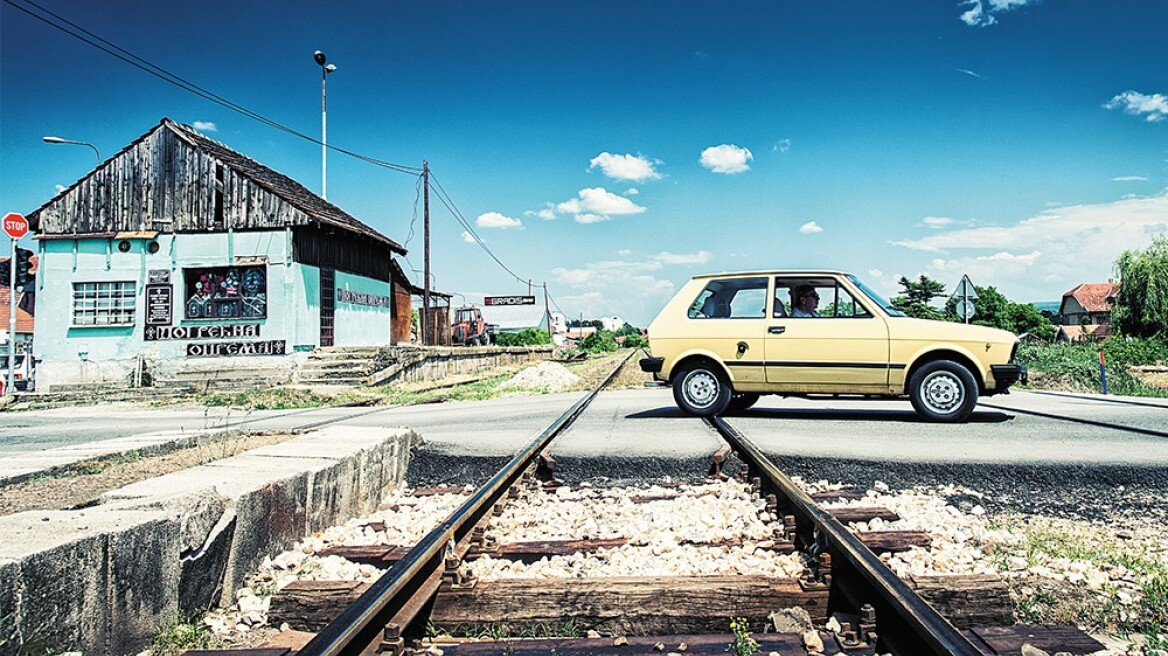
[1009,343,1018,363]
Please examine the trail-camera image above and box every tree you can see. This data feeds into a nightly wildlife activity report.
[890,275,947,320]
[580,330,618,353]
[1112,236,1168,339]
[945,285,1056,339]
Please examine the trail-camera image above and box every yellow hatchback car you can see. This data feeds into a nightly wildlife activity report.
[639,271,1026,422]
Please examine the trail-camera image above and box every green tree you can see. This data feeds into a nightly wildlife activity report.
[945,285,1056,339]
[890,275,946,320]
[1112,236,1168,339]
[622,333,648,349]
[580,330,618,353]
[617,322,642,337]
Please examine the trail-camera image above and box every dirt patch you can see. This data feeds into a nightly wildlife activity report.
[0,431,299,517]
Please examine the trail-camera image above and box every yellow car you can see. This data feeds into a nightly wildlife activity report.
[639,271,1026,422]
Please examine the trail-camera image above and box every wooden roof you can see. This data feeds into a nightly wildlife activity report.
[28,118,405,255]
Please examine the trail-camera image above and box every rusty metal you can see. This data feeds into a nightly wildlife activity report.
[706,416,983,656]
[296,351,635,656]
[707,445,731,480]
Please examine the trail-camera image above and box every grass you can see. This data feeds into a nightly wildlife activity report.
[150,612,222,655]
[1017,338,1168,398]
[984,514,1168,646]
[427,619,584,640]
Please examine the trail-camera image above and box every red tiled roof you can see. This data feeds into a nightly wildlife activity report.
[1062,282,1118,313]
[0,286,34,334]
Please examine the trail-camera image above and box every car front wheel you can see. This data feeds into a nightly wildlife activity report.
[908,360,979,422]
[673,363,732,416]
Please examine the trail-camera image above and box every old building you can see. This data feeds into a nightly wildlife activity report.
[1055,282,1118,341]
[28,118,412,389]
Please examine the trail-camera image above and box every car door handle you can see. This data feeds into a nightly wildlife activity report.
[769,326,786,335]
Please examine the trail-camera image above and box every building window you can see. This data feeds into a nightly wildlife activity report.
[184,266,267,320]
[73,281,137,326]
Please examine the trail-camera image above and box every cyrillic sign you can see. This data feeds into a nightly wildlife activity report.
[145,324,260,341]
[186,340,286,358]
[484,295,536,306]
[337,289,390,307]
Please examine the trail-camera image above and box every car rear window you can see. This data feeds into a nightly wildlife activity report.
[688,277,768,319]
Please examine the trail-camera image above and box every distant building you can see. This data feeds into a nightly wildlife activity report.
[1055,282,1118,342]
[598,316,625,332]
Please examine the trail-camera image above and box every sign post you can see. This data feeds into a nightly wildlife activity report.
[951,274,979,324]
[2,212,29,397]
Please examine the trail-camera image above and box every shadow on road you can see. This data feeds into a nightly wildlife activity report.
[626,406,1014,423]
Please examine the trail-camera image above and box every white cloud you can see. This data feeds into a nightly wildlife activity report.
[954,68,985,79]
[652,250,712,265]
[868,269,884,279]
[589,152,662,182]
[958,0,1037,27]
[552,257,678,325]
[922,216,962,228]
[461,231,477,244]
[1105,91,1168,122]
[617,249,633,256]
[700,144,753,174]
[1113,176,1148,182]
[897,190,1168,301]
[625,188,639,196]
[799,221,823,234]
[55,184,67,193]
[772,139,791,153]
[525,205,557,221]
[191,121,218,132]
[476,212,523,229]
[555,187,647,223]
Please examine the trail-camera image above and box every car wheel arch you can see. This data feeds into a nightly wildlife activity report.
[903,349,983,395]
[669,353,732,386]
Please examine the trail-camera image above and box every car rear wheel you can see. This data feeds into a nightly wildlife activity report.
[673,363,732,416]
[726,392,760,414]
[908,360,978,422]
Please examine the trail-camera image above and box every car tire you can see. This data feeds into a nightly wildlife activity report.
[908,360,979,422]
[726,392,760,414]
[673,362,732,416]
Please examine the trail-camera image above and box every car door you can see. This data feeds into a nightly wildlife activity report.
[686,276,769,388]
[764,276,891,392]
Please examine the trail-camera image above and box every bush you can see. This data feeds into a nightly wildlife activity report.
[495,328,550,347]
[1017,337,1168,397]
[622,333,648,349]
[579,330,619,353]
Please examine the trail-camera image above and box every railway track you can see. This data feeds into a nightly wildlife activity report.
[186,358,1106,656]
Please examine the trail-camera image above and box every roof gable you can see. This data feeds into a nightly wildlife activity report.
[29,118,404,254]
[1061,282,1117,313]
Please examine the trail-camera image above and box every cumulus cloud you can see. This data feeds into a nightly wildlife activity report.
[772,139,791,153]
[1105,91,1168,122]
[589,152,662,182]
[525,205,557,221]
[922,216,964,228]
[461,231,478,243]
[191,121,218,132]
[700,144,753,174]
[476,212,523,229]
[799,221,823,234]
[55,184,67,193]
[958,0,1038,27]
[555,187,647,223]
[551,255,684,325]
[625,188,639,196]
[896,191,1168,301]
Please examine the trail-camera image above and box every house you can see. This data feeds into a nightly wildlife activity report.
[27,118,412,390]
[1054,282,1118,342]
[0,285,35,353]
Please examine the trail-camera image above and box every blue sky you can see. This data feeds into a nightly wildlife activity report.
[2,0,1166,326]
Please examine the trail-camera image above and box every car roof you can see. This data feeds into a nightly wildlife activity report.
[692,270,852,280]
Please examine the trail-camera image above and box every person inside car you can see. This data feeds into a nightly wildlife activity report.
[791,285,821,317]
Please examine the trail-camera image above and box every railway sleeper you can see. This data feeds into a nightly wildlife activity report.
[267,573,1013,635]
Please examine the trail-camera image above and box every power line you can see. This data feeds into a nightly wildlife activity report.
[4,0,422,176]
[428,171,530,286]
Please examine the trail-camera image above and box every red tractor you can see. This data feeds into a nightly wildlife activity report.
[451,306,496,346]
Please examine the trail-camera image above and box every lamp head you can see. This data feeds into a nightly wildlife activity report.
[313,50,327,66]
[324,64,337,74]
[43,136,67,144]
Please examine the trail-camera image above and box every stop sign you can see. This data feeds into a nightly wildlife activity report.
[2,213,28,239]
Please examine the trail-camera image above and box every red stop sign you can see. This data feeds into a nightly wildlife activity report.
[2,213,28,239]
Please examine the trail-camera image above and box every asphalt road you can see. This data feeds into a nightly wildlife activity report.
[2,388,1165,469]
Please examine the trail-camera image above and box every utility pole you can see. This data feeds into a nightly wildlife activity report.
[422,161,431,346]
[543,282,551,334]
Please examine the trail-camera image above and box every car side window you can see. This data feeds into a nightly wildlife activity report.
[774,278,872,318]
[688,277,768,319]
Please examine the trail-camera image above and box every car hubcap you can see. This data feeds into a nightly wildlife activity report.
[922,371,962,413]
[685,370,719,408]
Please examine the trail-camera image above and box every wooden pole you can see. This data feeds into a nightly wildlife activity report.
[422,161,430,345]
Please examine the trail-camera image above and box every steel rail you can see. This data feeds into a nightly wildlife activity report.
[707,416,982,656]
[297,351,635,656]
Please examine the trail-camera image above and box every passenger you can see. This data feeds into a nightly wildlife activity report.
[791,285,821,317]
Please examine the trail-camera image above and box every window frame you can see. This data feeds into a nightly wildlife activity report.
[687,277,769,320]
[71,281,137,327]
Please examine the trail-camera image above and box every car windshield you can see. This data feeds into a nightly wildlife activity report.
[848,274,906,317]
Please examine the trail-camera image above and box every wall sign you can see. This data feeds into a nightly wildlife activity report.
[484,295,536,306]
[187,340,286,358]
[148,269,171,284]
[145,285,173,326]
[145,324,260,341]
[337,288,390,307]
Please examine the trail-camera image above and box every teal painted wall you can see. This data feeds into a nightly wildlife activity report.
[333,270,392,346]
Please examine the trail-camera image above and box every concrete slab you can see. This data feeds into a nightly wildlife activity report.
[0,429,210,486]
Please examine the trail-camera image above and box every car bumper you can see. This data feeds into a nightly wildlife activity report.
[991,364,1028,390]
[639,357,664,374]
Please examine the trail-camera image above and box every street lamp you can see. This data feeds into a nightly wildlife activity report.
[313,50,338,200]
[42,136,101,165]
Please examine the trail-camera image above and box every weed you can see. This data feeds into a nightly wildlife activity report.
[151,612,218,654]
[729,617,759,656]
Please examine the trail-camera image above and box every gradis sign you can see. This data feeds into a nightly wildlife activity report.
[484,295,536,306]
[2,213,28,240]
